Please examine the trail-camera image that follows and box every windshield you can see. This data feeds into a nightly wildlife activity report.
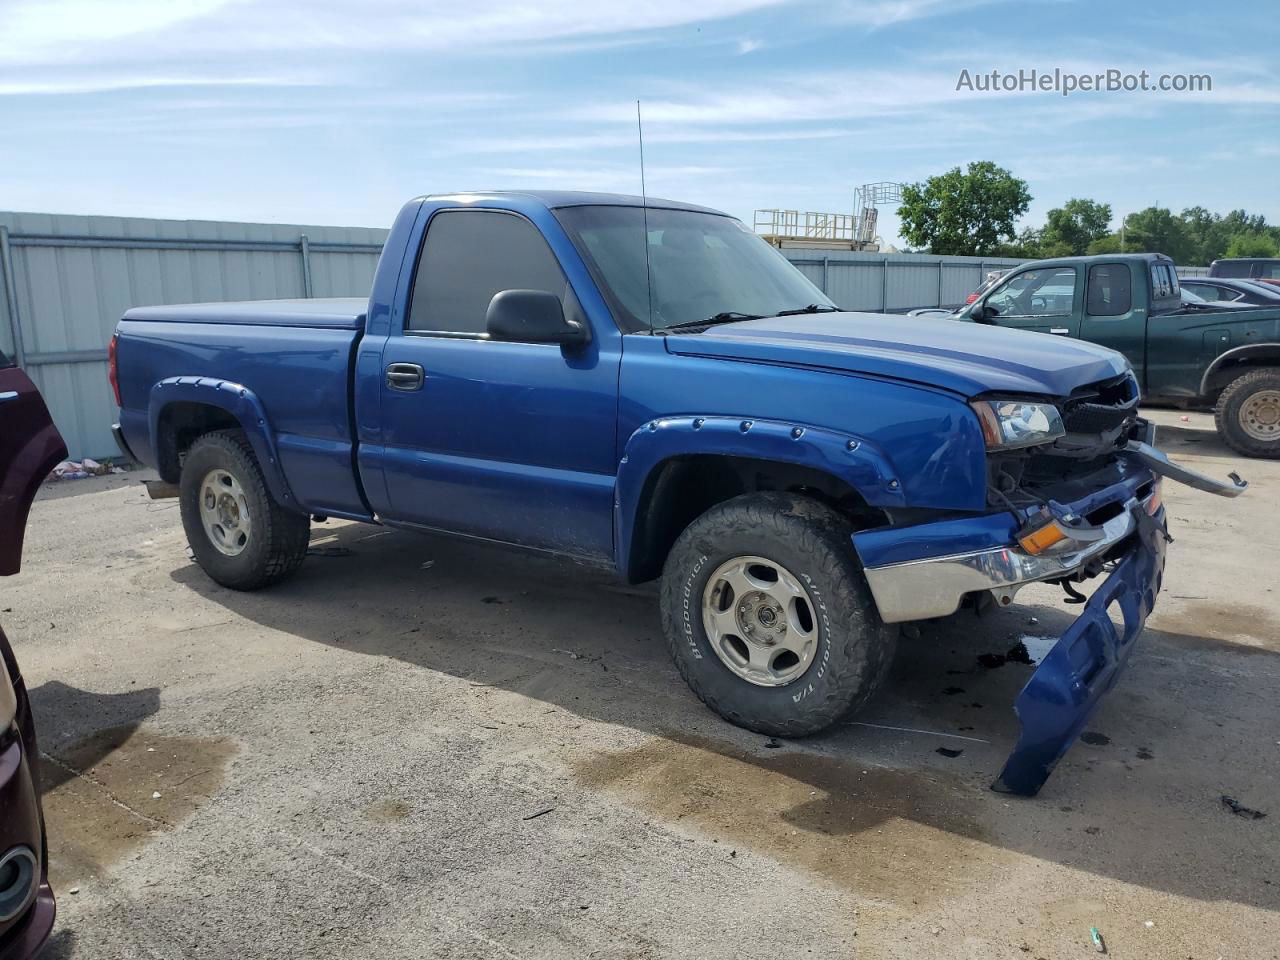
[555,205,835,332]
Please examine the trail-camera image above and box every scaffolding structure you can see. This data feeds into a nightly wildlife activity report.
[755,181,903,251]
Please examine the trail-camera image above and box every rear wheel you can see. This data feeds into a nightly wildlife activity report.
[1215,368,1280,458]
[179,430,310,589]
[659,492,895,737]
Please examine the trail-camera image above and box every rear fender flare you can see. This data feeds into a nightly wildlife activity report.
[1200,342,1280,396]
[615,415,906,579]
[148,377,299,512]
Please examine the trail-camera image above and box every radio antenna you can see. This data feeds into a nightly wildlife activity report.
[636,99,654,334]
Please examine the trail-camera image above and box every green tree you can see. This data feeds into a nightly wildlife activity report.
[897,161,1031,256]
[1041,198,1112,256]
[1120,207,1193,262]
[1180,206,1227,265]
[1087,233,1124,255]
[991,226,1044,259]
[1224,232,1280,258]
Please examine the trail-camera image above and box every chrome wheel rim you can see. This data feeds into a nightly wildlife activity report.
[1240,390,1280,442]
[199,468,252,557]
[702,555,818,687]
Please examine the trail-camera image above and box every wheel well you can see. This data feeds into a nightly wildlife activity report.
[1204,350,1280,398]
[626,455,887,584]
[156,402,241,483]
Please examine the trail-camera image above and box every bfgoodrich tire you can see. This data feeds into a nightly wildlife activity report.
[1215,368,1280,459]
[659,492,896,737]
[179,430,311,590]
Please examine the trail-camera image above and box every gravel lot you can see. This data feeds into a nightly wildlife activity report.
[6,408,1277,960]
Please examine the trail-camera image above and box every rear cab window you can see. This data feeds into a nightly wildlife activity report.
[1086,264,1132,316]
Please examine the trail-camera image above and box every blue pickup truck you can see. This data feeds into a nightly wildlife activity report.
[109,191,1245,795]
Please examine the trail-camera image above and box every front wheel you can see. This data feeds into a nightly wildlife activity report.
[1215,368,1280,458]
[179,430,311,590]
[659,492,896,737]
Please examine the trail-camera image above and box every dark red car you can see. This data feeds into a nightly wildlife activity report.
[0,346,65,958]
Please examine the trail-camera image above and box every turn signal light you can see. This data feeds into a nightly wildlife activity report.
[1146,486,1162,516]
[1017,521,1068,555]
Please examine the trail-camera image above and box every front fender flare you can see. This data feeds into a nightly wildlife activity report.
[148,376,301,513]
[615,415,906,580]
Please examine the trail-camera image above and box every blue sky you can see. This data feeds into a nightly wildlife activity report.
[2,0,1277,245]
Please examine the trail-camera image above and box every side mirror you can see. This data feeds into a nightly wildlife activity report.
[969,301,995,324]
[485,289,590,347]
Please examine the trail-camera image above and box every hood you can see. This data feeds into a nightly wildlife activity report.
[664,312,1129,398]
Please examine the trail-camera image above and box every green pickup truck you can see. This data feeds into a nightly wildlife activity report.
[959,253,1280,457]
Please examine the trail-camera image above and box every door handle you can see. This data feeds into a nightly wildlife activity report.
[1050,327,1070,335]
[0,391,18,404]
[385,363,425,391]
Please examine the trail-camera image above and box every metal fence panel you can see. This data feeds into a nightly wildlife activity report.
[0,210,387,458]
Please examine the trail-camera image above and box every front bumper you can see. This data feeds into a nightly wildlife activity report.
[861,493,1155,624]
[850,439,1243,796]
[992,501,1167,794]
[855,439,1245,626]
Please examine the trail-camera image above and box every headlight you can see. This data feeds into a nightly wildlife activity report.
[0,667,15,732]
[971,399,1066,449]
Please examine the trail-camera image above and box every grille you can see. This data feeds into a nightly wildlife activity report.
[1062,373,1139,436]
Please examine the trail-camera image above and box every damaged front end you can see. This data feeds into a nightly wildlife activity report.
[854,372,1245,796]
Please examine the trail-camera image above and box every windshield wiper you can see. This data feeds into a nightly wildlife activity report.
[662,311,763,331]
[773,304,841,317]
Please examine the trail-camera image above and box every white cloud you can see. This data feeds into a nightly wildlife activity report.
[0,0,788,67]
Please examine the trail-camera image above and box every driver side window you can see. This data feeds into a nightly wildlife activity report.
[985,267,1078,317]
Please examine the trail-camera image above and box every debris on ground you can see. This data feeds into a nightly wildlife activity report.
[48,458,125,481]
[307,546,354,558]
[420,560,435,570]
[522,807,555,821]
[764,738,782,749]
[1080,732,1111,746]
[936,747,963,758]
[1221,795,1267,820]
[1090,927,1106,953]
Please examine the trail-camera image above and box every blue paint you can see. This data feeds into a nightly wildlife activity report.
[993,504,1167,796]
[853,511,1020,568]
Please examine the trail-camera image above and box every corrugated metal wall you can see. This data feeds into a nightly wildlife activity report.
[783,249,1029,311]
[0,208,1215,460]
[0,211,387,458]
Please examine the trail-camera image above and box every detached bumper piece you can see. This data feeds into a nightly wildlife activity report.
[1121,440,1247,497]
[993,501,1167,796]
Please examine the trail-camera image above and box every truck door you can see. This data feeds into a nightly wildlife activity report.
[982,265,1081,336]
[372,208,620,561]
[1078,261,1146,381]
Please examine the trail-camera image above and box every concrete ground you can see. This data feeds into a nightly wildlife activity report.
[5,408,1277,960]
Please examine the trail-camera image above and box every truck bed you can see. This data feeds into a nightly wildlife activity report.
[115,299,368,520]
